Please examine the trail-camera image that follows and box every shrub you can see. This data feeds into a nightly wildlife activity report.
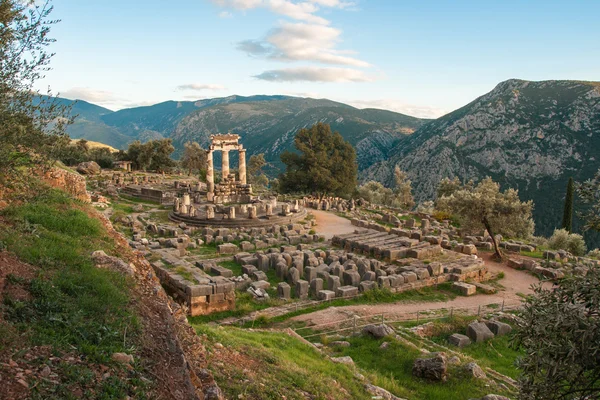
[432,210,453,222]
[587,248,600,259]
[548,229,587,256]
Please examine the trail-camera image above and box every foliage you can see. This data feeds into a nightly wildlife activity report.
[587,248,600,259]
[125,139,175,172]
[57,139,116,167]
[547,228,587,256]
[437,177,534,257]
[279,123,357,198]
[416,200,435,214]
[393,165,415,209]
[247,152,269,188]
[513,269,600,400]
[0,0,71,186]
[180,141,206,177]
[576,168,600,231]
[561,177,574,232]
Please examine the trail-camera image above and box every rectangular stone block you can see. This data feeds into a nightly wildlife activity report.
[317,290,336,301]
[336,285,359,298]
[453,282,476,296]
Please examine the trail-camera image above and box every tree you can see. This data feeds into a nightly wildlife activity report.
[576,169,600,231]
[180,141,206,176]
[561,177,574,232]
[247,153,268,188]
[436,177,462,199]
[437,177,534,258]
[513,269,600,400]
[0,0,71,186]
[126,139,174,172]
[393,166,415,210]
[279,123,357,198]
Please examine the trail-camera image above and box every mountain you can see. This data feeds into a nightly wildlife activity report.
[362,79,600,242]
[59,95,427,171]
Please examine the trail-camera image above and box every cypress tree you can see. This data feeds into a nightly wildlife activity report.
[561,177,574,233]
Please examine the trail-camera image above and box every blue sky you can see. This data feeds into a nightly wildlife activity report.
[37,0,600,118]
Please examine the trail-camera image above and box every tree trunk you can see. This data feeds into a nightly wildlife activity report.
[483,216,502,259]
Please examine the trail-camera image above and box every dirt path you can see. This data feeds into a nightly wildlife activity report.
[291,253,548,326]
[311,209,355,239]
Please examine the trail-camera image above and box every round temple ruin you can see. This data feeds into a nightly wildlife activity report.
[169,134,307,227]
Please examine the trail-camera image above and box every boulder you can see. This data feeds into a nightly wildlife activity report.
[362,324,395,339]
[485,321,512,336]
[76,161,101,175]
[331,356,354,366]
[465,362,486,379]
[412,352,447,381]
[448,333,471,348]
[467,322,495,343]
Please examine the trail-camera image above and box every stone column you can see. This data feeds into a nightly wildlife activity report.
[206,150,214,193]
[206,205,215,219]
[183,193,191,206]
[238,148,247,184]
[265,204,273,216]
[228,206,236,219]
[222,150,230,179]
[248,206,257,219]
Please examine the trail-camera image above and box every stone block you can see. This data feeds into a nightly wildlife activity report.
[251,270,268,281]
[448,333,471,348]
[287,267,300,285]
[401,271,418,283]
[343,270,361,287]
[453,282,476,296]
[295,279,309,299]
[359,281,377,292]
[485,321,512,336]
[242,264,257,275]
[336,285,359,298]
[217,243,238,255]
[310,278,323,296]
[467,322,495,343]
[317,290,336,300]
[327,275,341,292]
[251,280,270,290]
[277,282,291,299]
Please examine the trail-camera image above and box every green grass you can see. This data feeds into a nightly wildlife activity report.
[192,324,370,399]
[427,316,523,379]
[0,189,137,362]
[331,334,512,400]
[118,194,160,205]
[0,188,145,397]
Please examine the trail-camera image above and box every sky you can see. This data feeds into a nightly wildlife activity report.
[36,0,600,118]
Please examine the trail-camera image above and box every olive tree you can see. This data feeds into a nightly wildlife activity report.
[180,141,206,176]
[0,0,71,186]
[513,269,600,400]
[437,177,534,258]
[393,166,414,210]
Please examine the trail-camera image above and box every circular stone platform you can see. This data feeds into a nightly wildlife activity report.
[168,208,307,228]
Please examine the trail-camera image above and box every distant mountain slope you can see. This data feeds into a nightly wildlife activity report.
[57,94,426,170]
[363,79,600,240]
[171,98,425,169]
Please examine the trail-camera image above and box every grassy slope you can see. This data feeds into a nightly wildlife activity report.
[193,324,370,399]
[0,188,146,398]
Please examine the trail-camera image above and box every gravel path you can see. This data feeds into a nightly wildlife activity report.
[291,252,548,326]
[311,209,355,239]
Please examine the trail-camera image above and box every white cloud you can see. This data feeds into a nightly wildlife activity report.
[238,21,369,67]
[60,87,122,103]
[254,66,373,82]
[176,83,227,91]
[211,0,263,10]
[219,10,233,18]
[347,99,447,119]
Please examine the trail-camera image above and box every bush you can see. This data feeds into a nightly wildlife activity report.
[548,229,587,256]
[432,210,453,222]
[587,248,600,259]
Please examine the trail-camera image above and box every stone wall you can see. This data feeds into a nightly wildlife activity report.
[42,167,91,203]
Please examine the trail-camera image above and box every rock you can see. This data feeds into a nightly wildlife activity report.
[453,281,476,296]
[448,356,461,365]
[481,395,510,400]
[111,352,134,364]
[413,352,447,381]
[330,341,351,347]
[362,324,395,339]
[40,365,51,377]
[448,333,471,348]
[76,161,101,175]
[465,362,486,379]
[204,384,224,400]
[467,322,495,343]
[485,320,512,336]
[91,250,135,276]
[365,383,407,400]
[379,342,390,349]
[331,356,354,366]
